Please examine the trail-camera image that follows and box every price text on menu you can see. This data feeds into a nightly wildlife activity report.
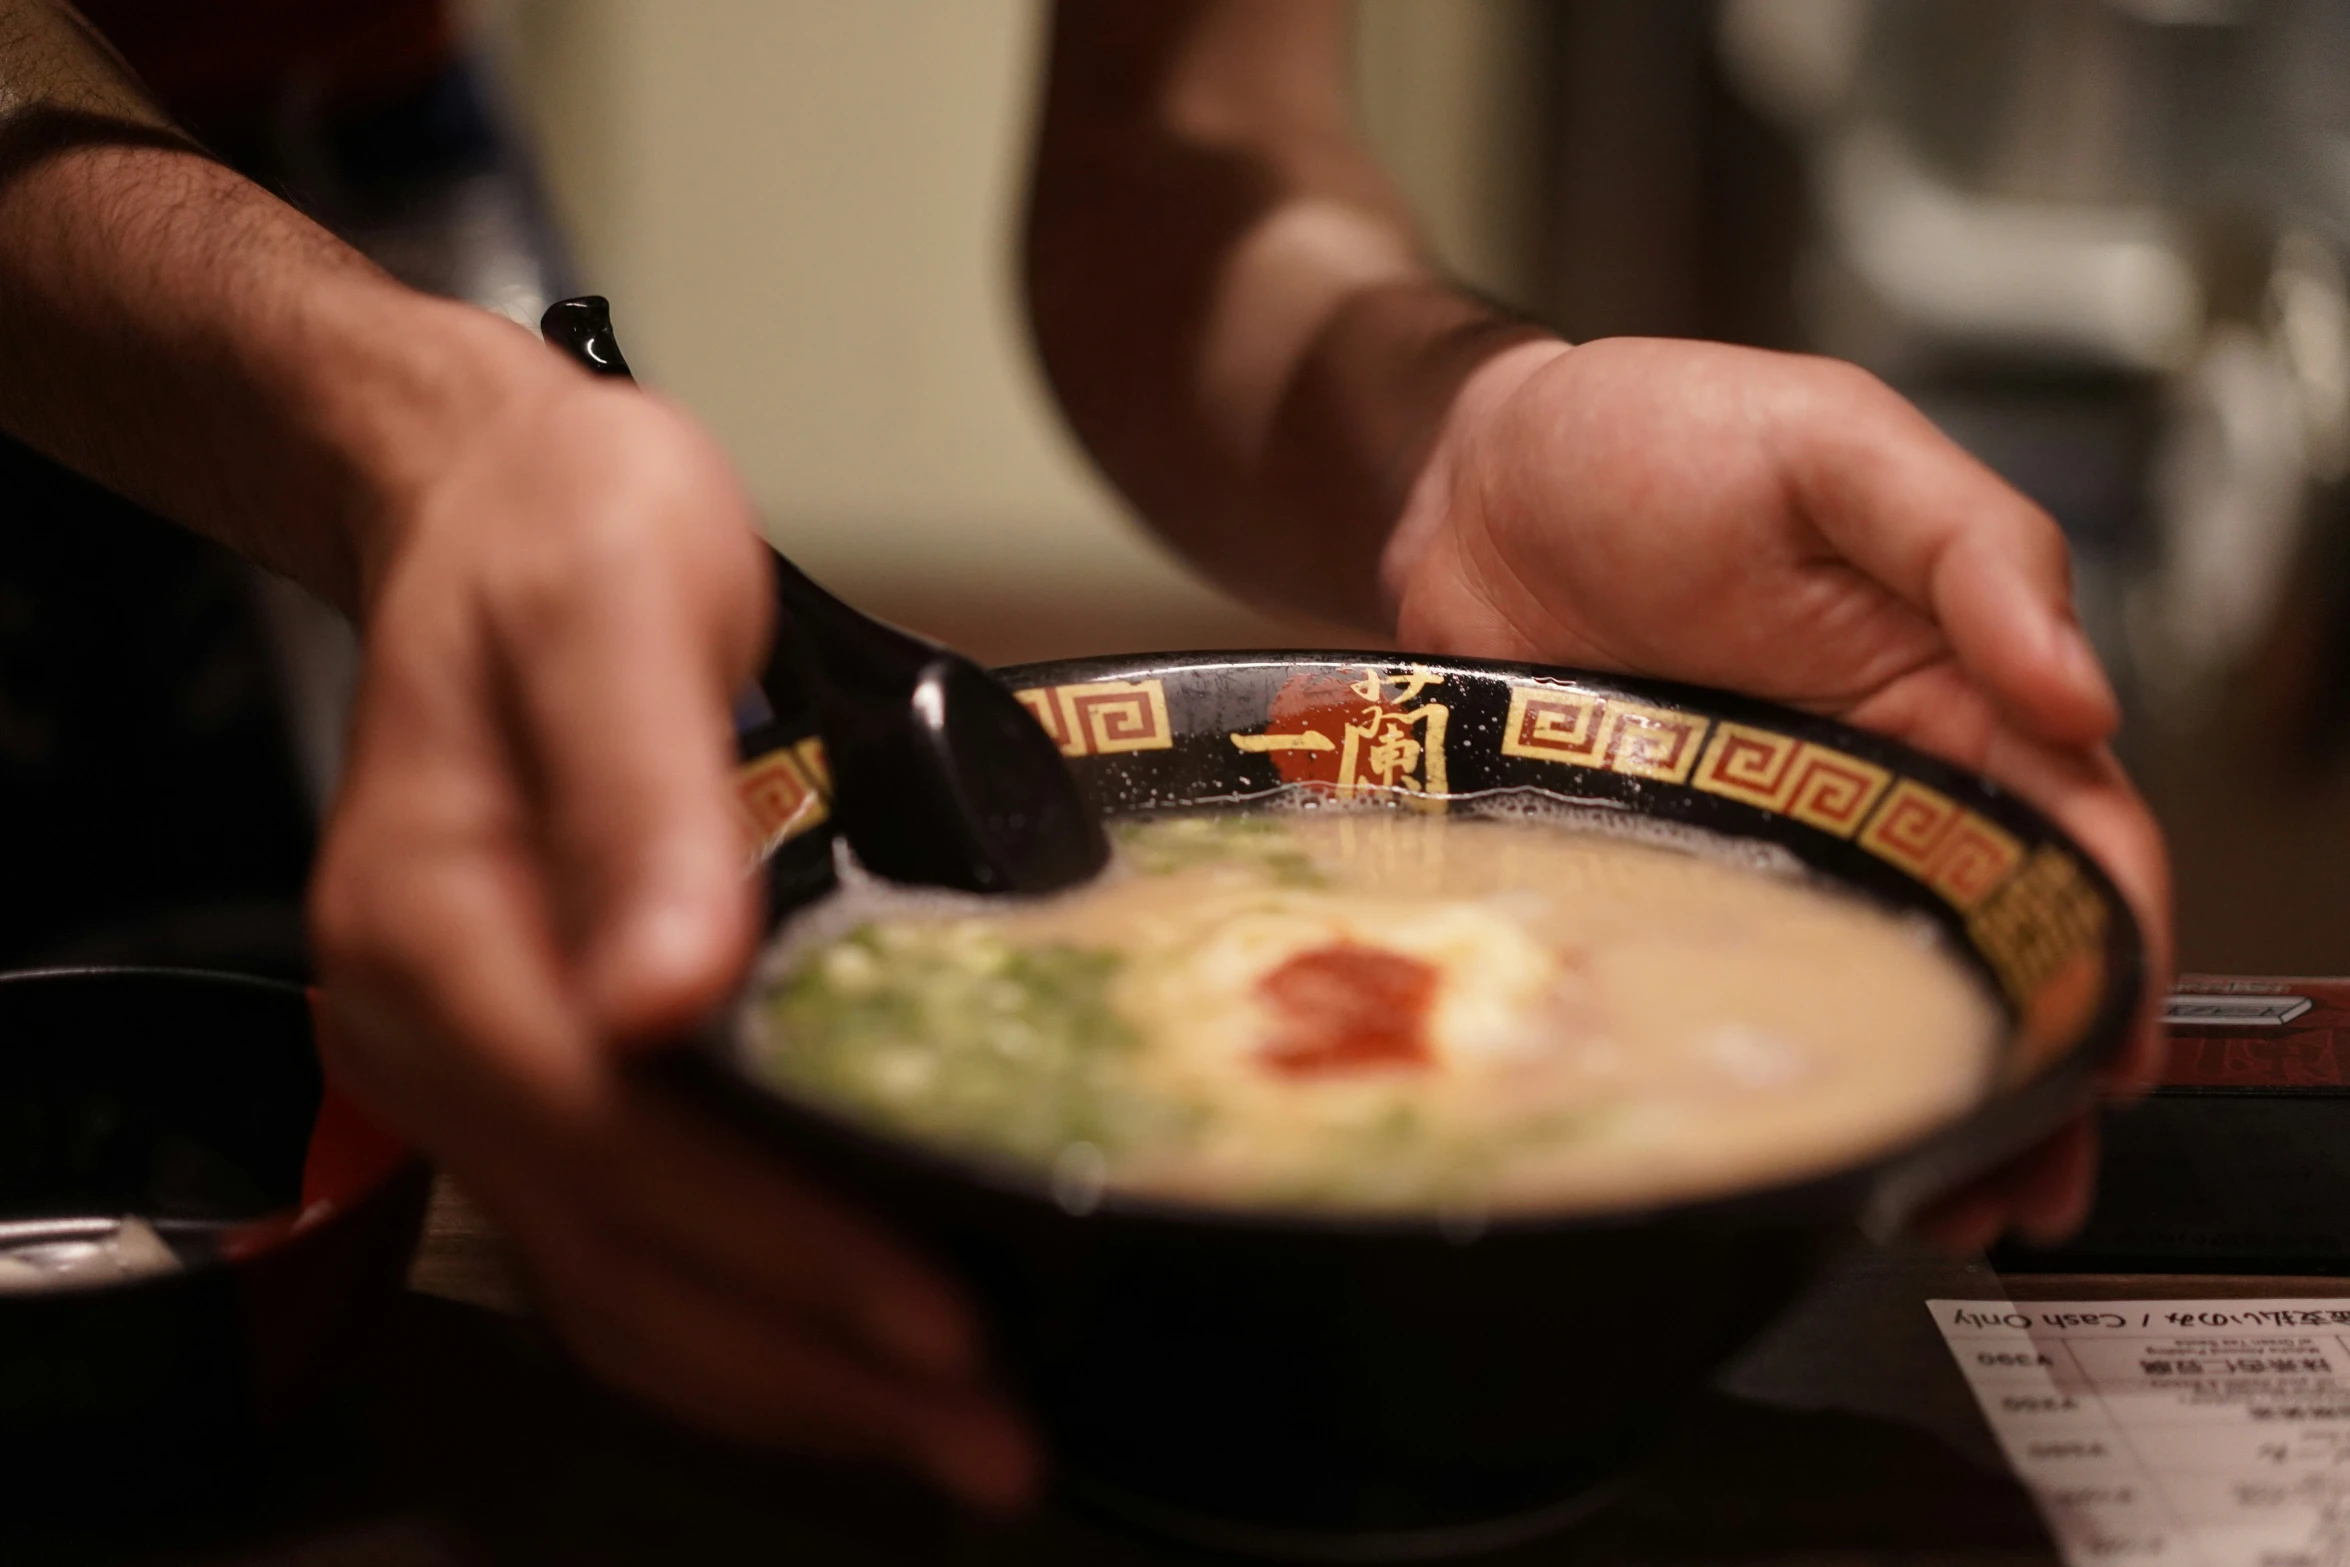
[1933,1298,2350,1566]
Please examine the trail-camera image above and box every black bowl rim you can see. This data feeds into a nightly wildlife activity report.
[0,963,429,1299]
[710,649,2146,1240]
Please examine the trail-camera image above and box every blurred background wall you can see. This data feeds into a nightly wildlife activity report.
[461,0,2350,976]
[467,0,1548,660]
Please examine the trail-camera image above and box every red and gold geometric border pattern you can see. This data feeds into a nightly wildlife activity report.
[1015,679,1174,759]
[737,736,831,860]
[1855,777,2025,913]
[746,668,2106,1020]
[1497,684,1707,784]
[1498,684,2029,916]
[1691,722,1891,838]
[1966,844,2110,1008]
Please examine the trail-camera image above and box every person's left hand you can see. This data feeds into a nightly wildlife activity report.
[1383,334,2172,1249]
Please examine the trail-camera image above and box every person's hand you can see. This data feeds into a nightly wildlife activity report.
[306,354,1035,1508]
[1384,335,2172,1248]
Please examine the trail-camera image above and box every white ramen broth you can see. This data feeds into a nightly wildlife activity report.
[751,806,2000,1214]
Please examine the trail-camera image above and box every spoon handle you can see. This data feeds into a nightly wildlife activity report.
[537,298,942,695]
[540,295,1107,896]
[538,295,635,379]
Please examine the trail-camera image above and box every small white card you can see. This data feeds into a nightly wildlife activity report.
[1933,1298,2350,1565]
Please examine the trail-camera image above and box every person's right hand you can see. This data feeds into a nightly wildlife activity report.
[306,348,1036,1510]
[1383,336,2173,1248]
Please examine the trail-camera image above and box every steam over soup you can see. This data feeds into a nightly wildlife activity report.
[751,808,2000,1214]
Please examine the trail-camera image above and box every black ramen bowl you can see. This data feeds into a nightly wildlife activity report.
[0,966,432,1492]
[700,652,2142,1558]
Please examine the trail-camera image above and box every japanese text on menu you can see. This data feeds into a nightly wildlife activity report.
[1934,1298,2350,1566]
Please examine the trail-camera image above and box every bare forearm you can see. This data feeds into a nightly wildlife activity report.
[0,2,557,613]
[1025,0,1550,630]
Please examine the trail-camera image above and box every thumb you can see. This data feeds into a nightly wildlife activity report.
[500,543,770,1048]
[1787,366,2120,748]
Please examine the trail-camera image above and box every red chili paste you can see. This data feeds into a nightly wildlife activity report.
[1257,943,1438,1076]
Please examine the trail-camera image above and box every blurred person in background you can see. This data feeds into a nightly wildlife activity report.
[0,0,2165,1511]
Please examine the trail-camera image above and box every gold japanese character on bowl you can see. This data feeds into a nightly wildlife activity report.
[1233,664,1451,808]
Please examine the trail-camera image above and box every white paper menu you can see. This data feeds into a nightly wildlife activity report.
[1932,1298,2350,1565]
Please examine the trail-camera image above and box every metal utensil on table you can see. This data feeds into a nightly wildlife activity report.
[539,296,1107,897]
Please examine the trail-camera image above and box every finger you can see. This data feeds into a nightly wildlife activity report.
[1978,731,2174,1095]
[315,624,983,1383]
[2007,1117,2098,1246]
[516,1204,1038,1513]
[1912,1184,2008,1254]
[312,618,612,1118]
[318,818,980,1383]
[1915,1114,2100,1256]
[1780,363,2120,748]
[567,1079,985,1384]
[1842,665,2173,1096]
[482,396,775,1043]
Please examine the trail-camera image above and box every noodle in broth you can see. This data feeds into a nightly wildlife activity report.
[750,805,1998,1215]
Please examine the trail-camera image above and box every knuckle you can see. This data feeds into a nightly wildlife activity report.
[421,391,770,670]
[485,517,639,643]
[306,844,381,975]
[1991,499,2073,587]
[493,465,758,648]
[306,825,444,1008]
[1802,352,1893,409]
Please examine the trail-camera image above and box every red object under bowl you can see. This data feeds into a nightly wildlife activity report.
[0,966,431,1471]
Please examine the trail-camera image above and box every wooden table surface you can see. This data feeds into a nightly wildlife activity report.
[37,1181,2350,1567]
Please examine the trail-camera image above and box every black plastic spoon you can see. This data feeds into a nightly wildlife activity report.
[540,295,1107,896]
